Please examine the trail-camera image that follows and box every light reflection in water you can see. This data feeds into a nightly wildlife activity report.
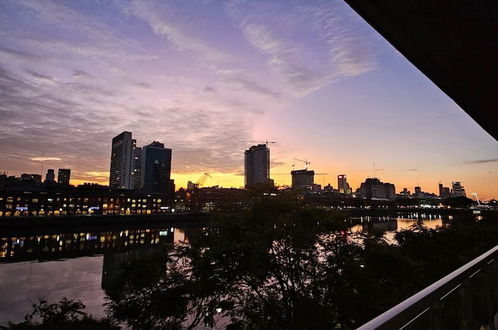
[0,226,186,326]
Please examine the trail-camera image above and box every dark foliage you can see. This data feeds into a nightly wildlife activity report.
[0,298,118,330]
[5,197,498,330]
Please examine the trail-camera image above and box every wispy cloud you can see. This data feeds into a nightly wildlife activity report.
[31,157,61,162]
[231,0,378,96]
[71,70,93,79]
[118,0,232,63]
[463,158,498,164]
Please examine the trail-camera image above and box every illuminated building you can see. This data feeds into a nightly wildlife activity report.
[57,169,71,185]
[131,140,142,190]
[0,184,172,217]
[109,131,133,189]
[291,169,315,190]
[244,144,270,188]
[451,181,466,197]
[337,174,352,194]
[141,141,172,193]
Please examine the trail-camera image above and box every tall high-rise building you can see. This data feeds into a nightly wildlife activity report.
[451,181,466,197]
[141,141,172,193]
[337,174,351,194]
[244,144,270,188]
[109,131,133,189]
[45,169,55,183]
[58,169,71,185]
[291,169,315,190]
[130,139,142,190]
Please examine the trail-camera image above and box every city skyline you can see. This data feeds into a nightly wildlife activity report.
[0,0,497,198]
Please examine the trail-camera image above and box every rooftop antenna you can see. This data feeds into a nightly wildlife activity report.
[40,151,45,177]
[373,162,376,178]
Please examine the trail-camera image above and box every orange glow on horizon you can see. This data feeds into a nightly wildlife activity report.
[68,167,497,200]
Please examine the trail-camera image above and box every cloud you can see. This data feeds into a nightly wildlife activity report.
[270,160,285,167]
[0,46,42,62]
[232,0,377,96]
[71,70,93,79]
[25,69,56,84]
[218,69,281,98]
[463,158,498,164]
[118,0,231,63]
[407,168,419,172]
[135,82,152,89]
[31,157,61,162]
[0,0,377,185]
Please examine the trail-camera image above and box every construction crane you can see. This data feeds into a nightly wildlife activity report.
[293,158,311,170]
[272,172,328,176]
[195,172,212,188]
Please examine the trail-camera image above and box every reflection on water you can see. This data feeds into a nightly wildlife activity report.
[0,226,186,325]
[350,217,444,234]
[0,256,106,325]
[0,214,450,325]
[0,227,186,262]
[349,213,446,243]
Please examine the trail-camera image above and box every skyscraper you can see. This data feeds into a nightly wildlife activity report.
[58,169,71,185]
[45,169,55,183]
[141,141,172,193]
[109,131,133,189]
[131,141,142,191]
[244,144,270,188]
[337,174,351,194]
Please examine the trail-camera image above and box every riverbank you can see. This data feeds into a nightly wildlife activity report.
[1,207,495,234]
[0,213,209,234]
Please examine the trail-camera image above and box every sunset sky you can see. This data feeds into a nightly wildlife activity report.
[0,0,497,199]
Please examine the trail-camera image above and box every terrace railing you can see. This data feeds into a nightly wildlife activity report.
[358,245,498,330]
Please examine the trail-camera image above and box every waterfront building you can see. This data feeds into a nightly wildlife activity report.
[356,178,396,200]
[0,184,172,217]
[244,144,270,188]
[141,141,172,193]
[291,169,315,190]
[57,169,71,185]
[109,131,133,189]
[45,169,55,183]
[451,181,466,197]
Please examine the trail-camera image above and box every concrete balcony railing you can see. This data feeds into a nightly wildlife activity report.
[358,245,498,330]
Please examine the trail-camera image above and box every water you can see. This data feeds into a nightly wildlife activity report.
[0,214,446,325]
[0,226,187,325]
